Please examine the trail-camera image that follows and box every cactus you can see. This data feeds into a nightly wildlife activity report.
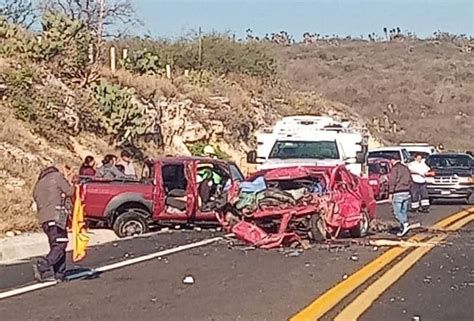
[92,79,149,142]
[123,48,161,75]
[0,12,92,77]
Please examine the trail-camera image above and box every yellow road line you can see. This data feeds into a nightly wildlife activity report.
[334,213,474,321]
[289,209,472,321]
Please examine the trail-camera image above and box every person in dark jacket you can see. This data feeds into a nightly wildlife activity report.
[388,159,414,236]
[95,154,126,179]
[79,155,96,176]
[32,165,74,282]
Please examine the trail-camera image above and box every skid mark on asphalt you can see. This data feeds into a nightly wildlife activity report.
[0,234,232,300]
[290,208,474,321]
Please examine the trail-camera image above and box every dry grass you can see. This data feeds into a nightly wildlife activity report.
[274,40,474,150]
[101,68,179,98]
[0,105,112,235]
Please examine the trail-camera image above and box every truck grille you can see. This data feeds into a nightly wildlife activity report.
[434,176,459,184]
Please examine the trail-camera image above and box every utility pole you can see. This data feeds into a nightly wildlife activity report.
[97,0,106,61]
[198,26,203,69]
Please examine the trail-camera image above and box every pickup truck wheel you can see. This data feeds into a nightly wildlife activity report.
[467,194,474,205]
[113,211,149,238]
[350,209,370,238]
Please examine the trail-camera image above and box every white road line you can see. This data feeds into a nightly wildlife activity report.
[95,236,225,273]
[0,234,232,301]
[0,281,58,300]
[376,199,390,204]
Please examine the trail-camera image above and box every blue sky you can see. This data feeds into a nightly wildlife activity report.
[134,0,474,40]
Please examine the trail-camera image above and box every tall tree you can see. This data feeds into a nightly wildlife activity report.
[0,0,38,28]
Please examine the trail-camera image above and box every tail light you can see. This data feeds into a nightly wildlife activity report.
[369,179,379,186]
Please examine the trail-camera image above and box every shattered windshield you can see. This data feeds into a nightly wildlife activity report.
[426,155,472,169]
[268,141,340,160]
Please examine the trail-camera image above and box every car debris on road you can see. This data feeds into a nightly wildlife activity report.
[182,275,195,285]
[218,165,377,249]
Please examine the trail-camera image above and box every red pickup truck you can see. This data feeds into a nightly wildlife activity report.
[81,157,244,237]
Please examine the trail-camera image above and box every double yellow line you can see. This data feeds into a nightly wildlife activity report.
[290,208,474,321]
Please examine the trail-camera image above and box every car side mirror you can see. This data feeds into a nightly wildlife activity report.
[246,150,258,164]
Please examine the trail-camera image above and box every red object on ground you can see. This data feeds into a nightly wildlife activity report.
[231,221,301,249]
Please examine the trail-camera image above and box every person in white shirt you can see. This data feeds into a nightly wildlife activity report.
[116,150,136,177]
[408,153,433,213]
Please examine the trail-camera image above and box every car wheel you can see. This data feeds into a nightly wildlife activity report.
[113,210,149,238]
[350,209,370,238]
[308,215,330,241]
[467,194,474,205]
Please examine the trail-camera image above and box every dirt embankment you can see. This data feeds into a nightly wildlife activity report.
[274,40,474,150]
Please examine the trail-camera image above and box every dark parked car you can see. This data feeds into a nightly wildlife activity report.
[425,153,474,204]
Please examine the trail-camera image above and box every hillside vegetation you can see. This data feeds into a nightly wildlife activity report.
[0,11,374,234]
[1,2,472,234]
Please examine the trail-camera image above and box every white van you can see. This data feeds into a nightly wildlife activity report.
[247,115,369,177]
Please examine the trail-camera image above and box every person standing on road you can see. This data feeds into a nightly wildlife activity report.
[116,150,136,177]
[408,153,433,213]
[388,158,415,236]
[32,165,75,282]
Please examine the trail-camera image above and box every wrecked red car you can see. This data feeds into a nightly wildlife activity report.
[220,165,377,248]
[81,157,243,237]
[368,158,392,200]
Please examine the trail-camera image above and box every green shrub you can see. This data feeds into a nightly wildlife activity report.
[123,48,161,75]
[113,34,277,79]
[4,66,80,146]
[0,12,93,79]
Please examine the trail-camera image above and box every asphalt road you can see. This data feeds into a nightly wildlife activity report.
[362,222,474,321]
[0,202,472,321]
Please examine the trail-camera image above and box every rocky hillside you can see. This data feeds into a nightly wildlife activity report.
[0,13,387,234]
[273,38,474,150]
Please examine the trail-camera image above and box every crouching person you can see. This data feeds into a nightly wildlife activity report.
[33,165,74,282]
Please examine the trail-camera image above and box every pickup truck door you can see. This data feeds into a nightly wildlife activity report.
[192,161,232,221]
[152,161,165,221]
[185,161,197,221]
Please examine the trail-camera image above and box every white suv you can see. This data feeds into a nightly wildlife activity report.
[368,147,411,164]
